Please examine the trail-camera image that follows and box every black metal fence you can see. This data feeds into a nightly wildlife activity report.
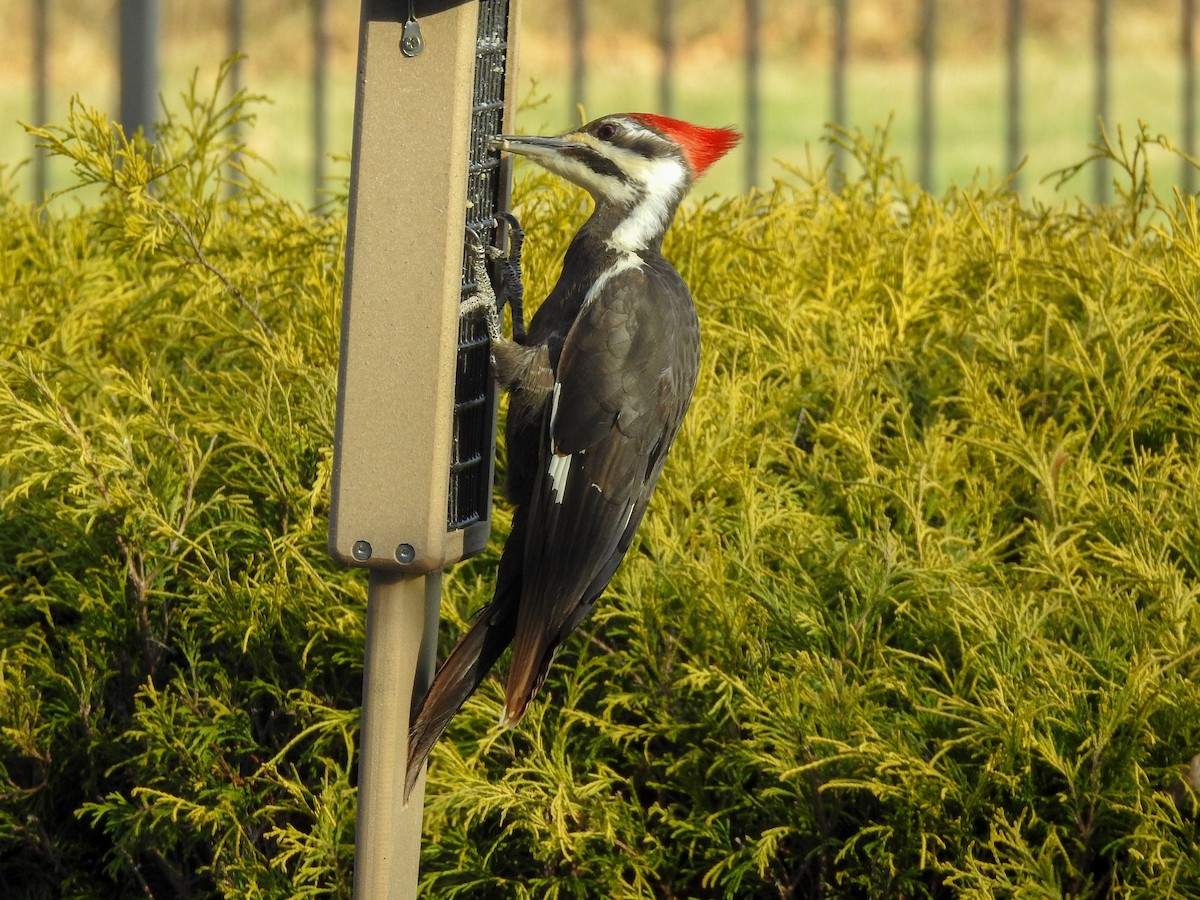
[580,0,1198,200]
[19,1,1200,204]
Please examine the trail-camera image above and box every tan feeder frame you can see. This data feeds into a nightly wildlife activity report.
[329,1,520,896]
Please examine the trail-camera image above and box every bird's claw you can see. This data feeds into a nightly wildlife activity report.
[460,215,527,345]
[493,213,527,342]
[462,229,504,343]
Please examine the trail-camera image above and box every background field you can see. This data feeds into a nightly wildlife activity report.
[0,0,1195,204]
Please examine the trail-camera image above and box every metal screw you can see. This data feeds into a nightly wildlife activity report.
[396,543,416,564]
[352,540,372,561]
[400,16,424,57]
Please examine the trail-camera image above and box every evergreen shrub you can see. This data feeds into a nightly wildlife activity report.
[2,75,1199,897]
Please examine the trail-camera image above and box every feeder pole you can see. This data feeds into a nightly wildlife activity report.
[332,2,519,896]
[353,571,440,896]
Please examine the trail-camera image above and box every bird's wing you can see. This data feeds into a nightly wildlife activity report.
[501,263,697,721]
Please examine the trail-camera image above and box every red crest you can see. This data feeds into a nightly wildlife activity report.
[629,113,742,177]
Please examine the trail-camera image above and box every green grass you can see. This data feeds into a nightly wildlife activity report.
[2,74,1200,897]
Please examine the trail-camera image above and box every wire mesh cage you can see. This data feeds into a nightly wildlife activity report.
[448,0,513,533]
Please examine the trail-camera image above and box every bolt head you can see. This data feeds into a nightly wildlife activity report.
[400,32,424,57]
[351,540,372,561]
[396,543,416,564]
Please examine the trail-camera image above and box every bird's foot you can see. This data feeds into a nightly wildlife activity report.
[492,213,527,342]
[461,229,504,343]
[460,214,527,345]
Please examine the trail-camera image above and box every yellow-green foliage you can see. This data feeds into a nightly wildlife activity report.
[1,71,360,897]
[2,74,1200,897]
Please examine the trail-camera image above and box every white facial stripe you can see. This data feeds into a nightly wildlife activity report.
[536,128,689,251]
[617,150,686,191]
[551,136,640,205]
[607,156,687,252]
[624,121,659,141]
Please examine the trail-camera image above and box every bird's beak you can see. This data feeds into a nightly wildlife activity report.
[490,133,577,163]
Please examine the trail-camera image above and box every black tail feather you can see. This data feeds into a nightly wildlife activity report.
[404,589,517,799]
[404,512,526,799]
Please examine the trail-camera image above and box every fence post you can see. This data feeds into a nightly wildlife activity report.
[1184,0,1196,195]
[917,0,936,191]
[1093,0,1110,202]
[312,0,328,207]
[570,0,585,117]
[831,0,848,188]
[659,0,674,117]
[228,0,244,99]
[1005,0,1022,190]
[744,0,761,189]
[32,0,49,203]
[118,0,160,142]
[226,0,244,196]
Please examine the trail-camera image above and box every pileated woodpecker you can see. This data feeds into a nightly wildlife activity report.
[407,113,740,795]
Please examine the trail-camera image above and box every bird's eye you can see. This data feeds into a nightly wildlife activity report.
[596,122,618,140]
